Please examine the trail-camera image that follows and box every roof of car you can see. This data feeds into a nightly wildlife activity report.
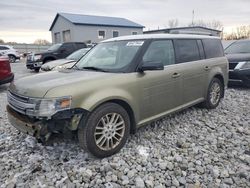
[103,34,220,43]
[50,13,144,31]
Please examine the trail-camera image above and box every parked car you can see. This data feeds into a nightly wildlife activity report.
[41,48,90,71]
[225,39,250,87]
[7,34,228,158]
[26,42,87,72]
[0,45,20,63]
[0,56,14,85]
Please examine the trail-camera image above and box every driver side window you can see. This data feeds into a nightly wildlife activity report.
[143,40,175,66]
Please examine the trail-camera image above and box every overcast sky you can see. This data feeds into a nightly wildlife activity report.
[0,0,249,43]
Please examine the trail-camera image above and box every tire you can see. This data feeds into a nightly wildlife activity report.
[201,78,224,109]
[34,68,40,73]
[8,55,16,63]
[78,103,130,158]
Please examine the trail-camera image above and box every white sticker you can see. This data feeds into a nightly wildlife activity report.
[126,41,144,46]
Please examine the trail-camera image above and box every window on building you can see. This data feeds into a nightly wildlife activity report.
[63,30,71,42]
[113,31,119,38]
[54,32,61,43]
[98,30,106,39]
[132,31,138,35]
[174,39,200,63]
[143,40,175,66]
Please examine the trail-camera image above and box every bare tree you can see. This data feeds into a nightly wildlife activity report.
[188,20,223,30]
[34,39,50,45]
[0,39,4,44]
[224,25,250,40]
[168,19,179,28]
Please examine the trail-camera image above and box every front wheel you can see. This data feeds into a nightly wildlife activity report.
[34,68,40,73]
[202,78,224,109]
[78,103,130,158]
[8,55,16,63]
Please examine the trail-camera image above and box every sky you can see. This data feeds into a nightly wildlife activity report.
[0,0,249,43]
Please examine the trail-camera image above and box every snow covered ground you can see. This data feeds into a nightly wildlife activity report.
[0,63,249,187]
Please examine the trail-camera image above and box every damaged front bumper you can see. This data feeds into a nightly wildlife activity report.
[7,105,87,141]
[7,105,44,138]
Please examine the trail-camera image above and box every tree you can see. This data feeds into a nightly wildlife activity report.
[224,25,250,40]
[188,20,223,31]
[34,39,50,45]
[168,19,179,28]
[0,39,4,44]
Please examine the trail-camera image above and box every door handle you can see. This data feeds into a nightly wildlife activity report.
[204,66,211,71]
[172,72,180,78]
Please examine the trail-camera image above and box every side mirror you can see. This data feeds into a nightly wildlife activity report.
[138,61,164,72]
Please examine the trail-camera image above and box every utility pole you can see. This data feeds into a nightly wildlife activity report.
[192,10,195,26]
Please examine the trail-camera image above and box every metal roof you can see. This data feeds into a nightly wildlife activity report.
[49,13,144,31]
[103,33,220,43]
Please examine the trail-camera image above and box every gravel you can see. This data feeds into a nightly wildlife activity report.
[0,63,249,187]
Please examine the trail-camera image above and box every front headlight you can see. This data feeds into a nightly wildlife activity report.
[52,65,64,71]
[235,61,250,70]
[34,54,42,61]
[26,96,72,117]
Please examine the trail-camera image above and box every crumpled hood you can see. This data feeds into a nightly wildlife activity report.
[9,70,111,98]
[41,59,74,70]
[226,53,250,62]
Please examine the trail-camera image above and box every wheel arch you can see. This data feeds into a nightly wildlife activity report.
[89,99,137,134]
[213,74,225,98]
[43,56,56,64]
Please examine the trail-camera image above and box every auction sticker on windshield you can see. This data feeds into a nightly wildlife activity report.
[126,41,144,46]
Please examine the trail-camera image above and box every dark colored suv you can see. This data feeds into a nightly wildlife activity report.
[225,40,250,87]
[0,56,14,85]
[26,42,87,72]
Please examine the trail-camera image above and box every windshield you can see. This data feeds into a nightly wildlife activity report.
[66,48,90,61]
[225,41,250,54]
[47,43,62,51]
[75,40,144,72]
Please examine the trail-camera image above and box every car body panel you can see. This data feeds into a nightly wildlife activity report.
[41,59,74,71]
[7,34,228,135]
[225,40,250,86]
[0,56,14,85]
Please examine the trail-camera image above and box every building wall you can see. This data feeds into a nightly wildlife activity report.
[72,25,143,43]
[51,15,143,44]
[145,28,221,36]
[169,28,221,36]
[51,16,75,44]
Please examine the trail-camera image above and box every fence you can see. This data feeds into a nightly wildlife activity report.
[0,43,51,54]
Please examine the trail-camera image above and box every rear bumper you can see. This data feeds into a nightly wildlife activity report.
[229,69,250,86]
[0,73,14,85]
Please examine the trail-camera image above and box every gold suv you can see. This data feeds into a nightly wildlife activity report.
[7,34,228,158]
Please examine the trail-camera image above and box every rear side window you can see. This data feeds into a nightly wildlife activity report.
[143,40,175,66]
[174,40,200,63]
[0,46,9,50]
[202,39,224,58]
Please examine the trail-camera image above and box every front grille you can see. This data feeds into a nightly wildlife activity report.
[7,91,35,115]
[229,62,239,70]
[27,55,33,61]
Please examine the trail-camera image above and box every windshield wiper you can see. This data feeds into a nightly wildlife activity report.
[81,66,108,72]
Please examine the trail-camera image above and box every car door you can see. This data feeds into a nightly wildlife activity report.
[137,40,183,123]
[58,43,75,58]
[174,39,206,105]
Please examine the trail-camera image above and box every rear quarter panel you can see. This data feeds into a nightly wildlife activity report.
[205,56,228,95]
